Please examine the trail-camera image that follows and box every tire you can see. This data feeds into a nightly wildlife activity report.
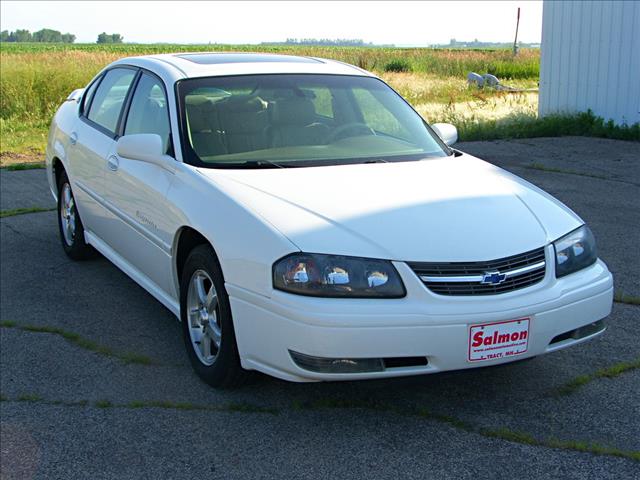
[57,171,94,260]
[180,244,249,388]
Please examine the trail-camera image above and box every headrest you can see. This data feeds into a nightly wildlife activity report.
[218,95,267,113]
[186,97,216,132]
[185,95,213,106]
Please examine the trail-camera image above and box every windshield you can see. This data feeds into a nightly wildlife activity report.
[177,74,449,168]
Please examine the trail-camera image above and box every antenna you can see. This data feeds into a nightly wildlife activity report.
[513,7,521,56]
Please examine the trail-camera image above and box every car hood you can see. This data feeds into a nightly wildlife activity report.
[197,153,583,262]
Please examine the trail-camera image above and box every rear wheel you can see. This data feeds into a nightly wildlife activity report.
[57,171,93,260]
[180,244,249,388]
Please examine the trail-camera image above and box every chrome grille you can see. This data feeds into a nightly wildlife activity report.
[408,247,546,296]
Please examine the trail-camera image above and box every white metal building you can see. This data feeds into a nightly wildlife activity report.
[539,1,640,125]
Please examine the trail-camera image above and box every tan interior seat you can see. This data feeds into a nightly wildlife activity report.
[268,97,329,147]
[215,96,269,154]
[185,95,226,157]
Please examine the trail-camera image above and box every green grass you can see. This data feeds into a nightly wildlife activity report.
[384,59,412,73]
[0,42,540,78]
[1,393,278,415]
[0,207,54,218]
[17,393,43,402]
[525,163,608,180]
[452,110,640,142]
[0,118,49,154]
[546,439,640,462]
[483,427,539,444]
[554,358,640,396]
[0,320,159,365]
[614,293,640,305]
[4,162,45,170]
[482,428,640,461]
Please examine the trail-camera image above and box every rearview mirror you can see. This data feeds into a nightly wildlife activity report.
[431,123,458,146]
[116,134,175,172]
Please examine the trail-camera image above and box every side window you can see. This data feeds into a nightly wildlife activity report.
[124,73,171,154]
[87,68,136,134]
[81,76,101,115]
[352,88,411,140]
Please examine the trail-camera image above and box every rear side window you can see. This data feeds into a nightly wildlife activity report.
[81,76,101,115]
[124,73,172,154]
[87,68,136,134]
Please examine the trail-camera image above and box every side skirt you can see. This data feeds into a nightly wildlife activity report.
[84,230,181,319]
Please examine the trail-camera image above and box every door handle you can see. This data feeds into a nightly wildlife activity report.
[107,155,119,171]
[69,132,78,145]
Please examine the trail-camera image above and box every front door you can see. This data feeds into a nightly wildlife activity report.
[102,72,177,297]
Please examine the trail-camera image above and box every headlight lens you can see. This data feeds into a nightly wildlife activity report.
[273,253,406,298]
[553,225,597,278]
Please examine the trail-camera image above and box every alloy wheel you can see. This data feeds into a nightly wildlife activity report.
[186,270,221,366]
[60,183,76,246]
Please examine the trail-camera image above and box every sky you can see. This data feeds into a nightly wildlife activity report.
[0,1,543,46]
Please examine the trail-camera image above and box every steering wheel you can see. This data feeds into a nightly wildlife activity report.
[328,122,376,143]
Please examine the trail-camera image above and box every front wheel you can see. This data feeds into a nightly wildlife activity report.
[180,244,249,388]
[57,171,94,260]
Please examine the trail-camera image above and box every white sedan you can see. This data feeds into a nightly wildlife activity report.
[46,53,613,387]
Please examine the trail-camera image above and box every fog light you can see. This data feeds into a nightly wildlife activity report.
[549,320,606,345]
[289,350,384,373]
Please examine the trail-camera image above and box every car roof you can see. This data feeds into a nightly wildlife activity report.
[110,52,374,82]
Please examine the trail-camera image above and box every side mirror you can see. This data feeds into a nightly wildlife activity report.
[431,123,458,146]
[116,134,175,172]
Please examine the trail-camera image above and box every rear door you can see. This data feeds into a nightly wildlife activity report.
[69,67,137,239]
[102,71,177,296]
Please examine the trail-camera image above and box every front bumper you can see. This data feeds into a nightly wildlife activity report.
[228,254,613,382]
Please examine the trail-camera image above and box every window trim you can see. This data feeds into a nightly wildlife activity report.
[116,69,142,138]
[80,65,140,140]
[119,67,175,157]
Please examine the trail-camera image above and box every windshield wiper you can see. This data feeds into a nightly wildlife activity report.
[213,160,290,169]
[363,158,388,163]
[248,160,287,168]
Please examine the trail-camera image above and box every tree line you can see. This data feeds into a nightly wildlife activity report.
[96,32,124,44]
[1,29,75,43]
[0,29,123,44]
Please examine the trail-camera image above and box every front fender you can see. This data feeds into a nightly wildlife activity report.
[166,164,298,299]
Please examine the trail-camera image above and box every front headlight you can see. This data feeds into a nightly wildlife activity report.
[273,253,406,298]
[553,225,597,278]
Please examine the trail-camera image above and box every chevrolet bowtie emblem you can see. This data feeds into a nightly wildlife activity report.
[481,271,507,285]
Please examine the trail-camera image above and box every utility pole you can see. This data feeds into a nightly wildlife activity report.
[513,7,521,56]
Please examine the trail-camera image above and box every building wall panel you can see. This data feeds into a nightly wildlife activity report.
[539,1,640,125]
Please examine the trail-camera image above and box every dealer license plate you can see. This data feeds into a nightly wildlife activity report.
[468,318,530,362]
